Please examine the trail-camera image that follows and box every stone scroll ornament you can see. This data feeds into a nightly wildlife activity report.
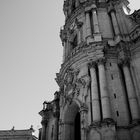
[130,9,140,24]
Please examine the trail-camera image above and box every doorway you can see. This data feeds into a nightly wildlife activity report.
[74,112,81,140]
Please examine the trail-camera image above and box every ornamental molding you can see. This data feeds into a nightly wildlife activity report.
[56,43,105,87]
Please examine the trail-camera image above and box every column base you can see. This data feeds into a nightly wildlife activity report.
[93,34,102,42]
[87,120,116,140]
[86,36,94,45]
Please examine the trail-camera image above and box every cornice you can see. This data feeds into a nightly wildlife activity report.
[116,119,140,129]
[56,42,106,88]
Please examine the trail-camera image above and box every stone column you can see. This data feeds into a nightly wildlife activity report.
[80,106,88,140]
[85,12,92,39]
[91,9,100,33]
[87,89,92,125]
[41,119,47,140]
[122,60,140,120]
[110,11,120,36]
[89,62,101,122]
[98,59,112,119]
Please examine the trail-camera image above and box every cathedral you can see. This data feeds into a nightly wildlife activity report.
[39,0,140,140]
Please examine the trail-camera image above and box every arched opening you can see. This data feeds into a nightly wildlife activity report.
[63,101,81,140]
[74,112,81,140]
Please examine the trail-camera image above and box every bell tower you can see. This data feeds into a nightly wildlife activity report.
[39,0,140,140]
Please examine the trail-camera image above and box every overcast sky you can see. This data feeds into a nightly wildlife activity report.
[0,0,139,137]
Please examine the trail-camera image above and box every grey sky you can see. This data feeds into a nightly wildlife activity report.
[0,0,139,137]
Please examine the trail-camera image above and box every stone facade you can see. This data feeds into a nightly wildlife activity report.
[0,127,37,140]
[39,0,140,140]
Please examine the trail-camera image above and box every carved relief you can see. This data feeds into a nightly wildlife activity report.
[129,9,140,24]
[64,68,79,96]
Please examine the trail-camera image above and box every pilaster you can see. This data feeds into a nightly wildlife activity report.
[121,59,140,121]
[97,58,112,120]
[89,62,101,122]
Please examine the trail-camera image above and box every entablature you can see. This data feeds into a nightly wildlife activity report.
[56,42,106,88]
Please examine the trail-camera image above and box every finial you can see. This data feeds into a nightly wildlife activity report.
[11,126,15,130]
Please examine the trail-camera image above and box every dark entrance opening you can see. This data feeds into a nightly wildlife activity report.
[74,112,81,140]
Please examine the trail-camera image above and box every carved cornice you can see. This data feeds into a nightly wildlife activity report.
[116,119,140,130]
[56,43,105,88]
[101,118,116,126]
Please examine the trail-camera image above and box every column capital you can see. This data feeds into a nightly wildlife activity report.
[88,61,96,69]
[41,119,48,126]
[118,58,130,67]
[97,58,106,65]
[85,4,96,13]
[80,104,88,113]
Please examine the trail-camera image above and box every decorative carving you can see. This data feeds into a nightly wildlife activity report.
[129,9,140,24]
[88,61,96,69]
[75,18,83,29]
[60,28,67,45]
[118,58,130,67]
[97,58,106,65]
[64,68,80,97]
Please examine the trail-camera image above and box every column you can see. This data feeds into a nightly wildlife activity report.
[85,12,92,38]
[91,9,100,33]
[41,119,47,140]
[98,59,112,119]
[80,106,88,140]
[87,89,92,125]
[122,61,140,120]
[89,62,101,122]
[110,11,120,35]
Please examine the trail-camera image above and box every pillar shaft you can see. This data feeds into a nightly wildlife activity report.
[110,11,120,35]
[92,9,100,33]
[85,12,92,38]
[89,63,101,122]
[122,63,140,120]
[80,107,88,140]
[41,121,47,140]
[87,89,92,125]
[98,59,112,119]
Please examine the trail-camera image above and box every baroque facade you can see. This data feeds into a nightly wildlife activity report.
[39,0,140,140]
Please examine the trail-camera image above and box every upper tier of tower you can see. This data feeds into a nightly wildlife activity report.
[63,0,108,18]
